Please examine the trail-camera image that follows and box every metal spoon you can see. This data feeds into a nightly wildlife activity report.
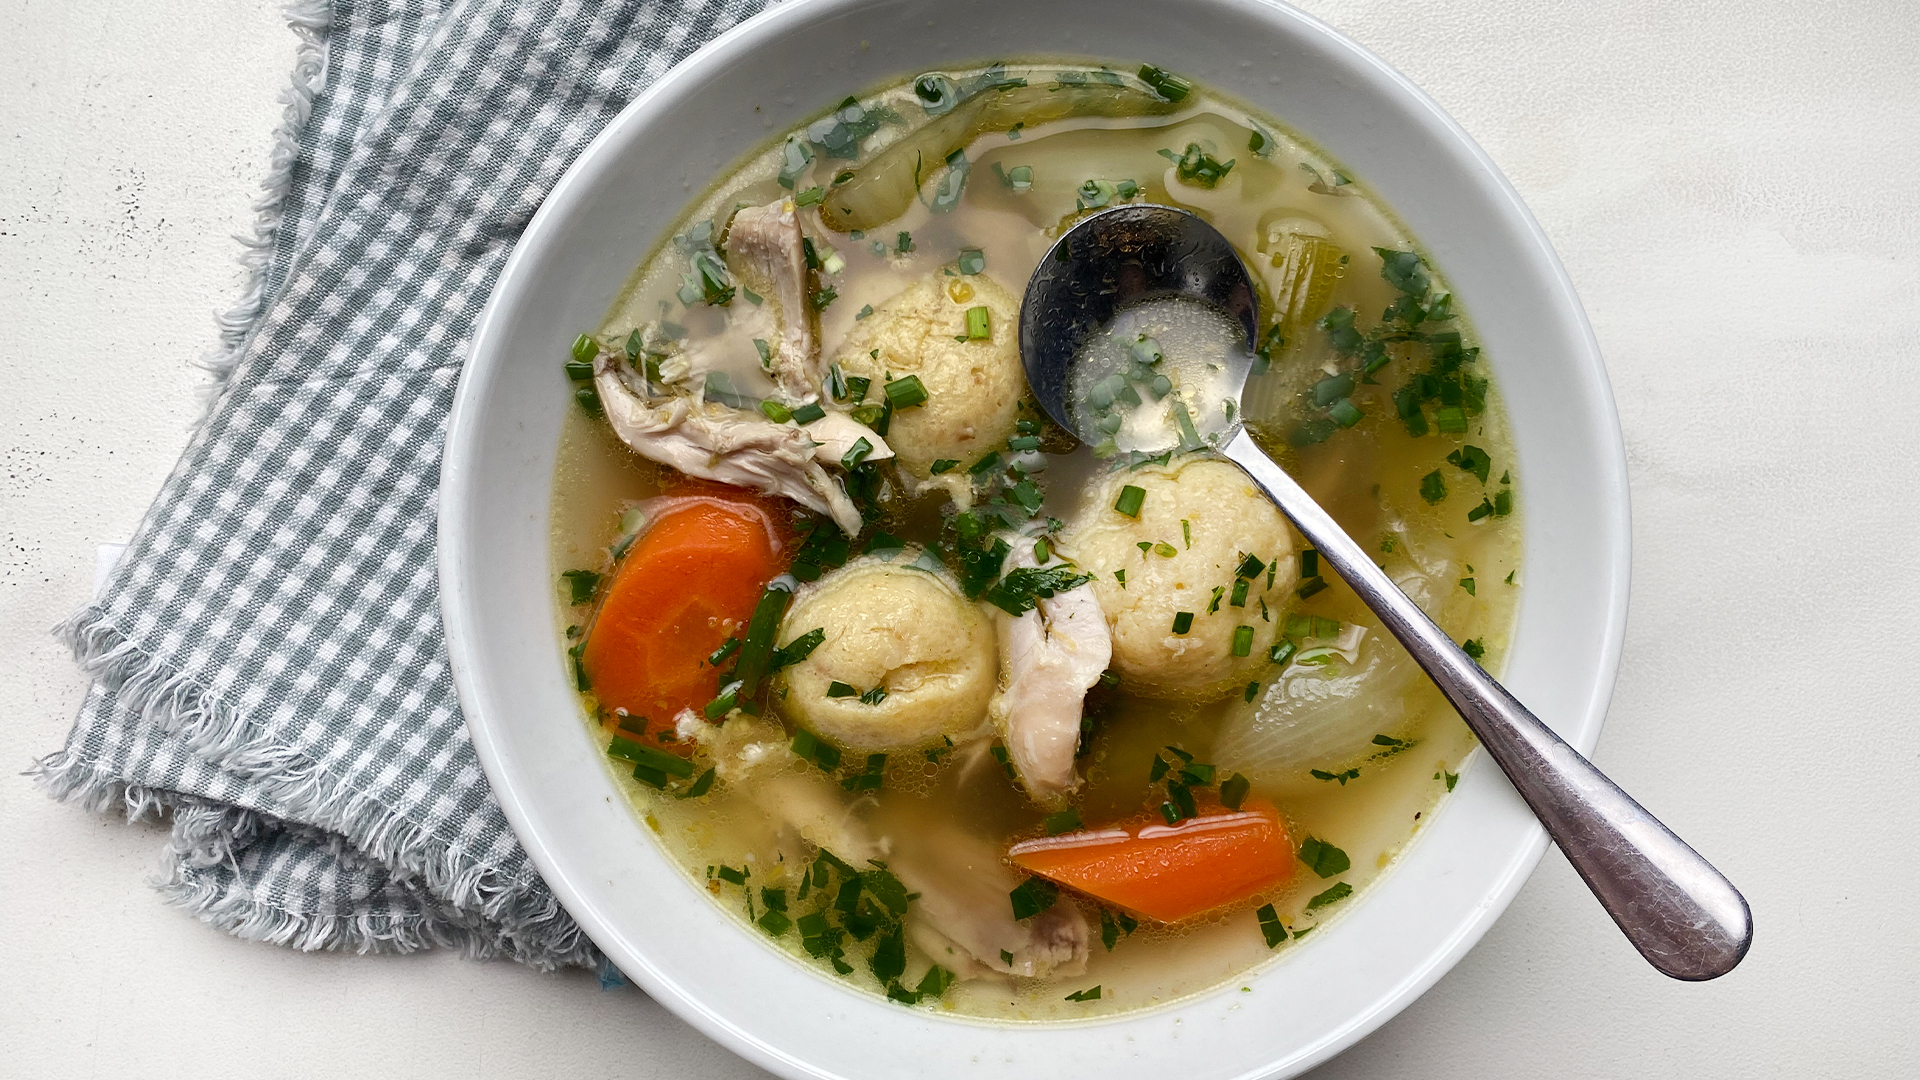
[1019,204,1751,981]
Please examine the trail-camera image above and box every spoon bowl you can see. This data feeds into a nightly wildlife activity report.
[1020,205,1260,442]
[1020,205,1753,982]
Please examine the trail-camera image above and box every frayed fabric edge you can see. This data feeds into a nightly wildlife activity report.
[200,0,334,391]
[30,740,598,969]
[49,609,598,971]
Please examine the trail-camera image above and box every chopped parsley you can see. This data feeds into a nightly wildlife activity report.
[1256,903,1287,947]
[1419,470,1448,504]
[1305,882,1353,912]
[1042,808,1083,835]
[1009,877,1059,920]
[561,569,600,605]
[1297,835,1351,878]
[1220,772,1251,810]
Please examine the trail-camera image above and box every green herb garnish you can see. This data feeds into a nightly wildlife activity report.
[1009,877,1059,920]
[1297,836,1351,878]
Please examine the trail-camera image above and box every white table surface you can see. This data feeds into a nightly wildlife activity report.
[3,1,1915,1076]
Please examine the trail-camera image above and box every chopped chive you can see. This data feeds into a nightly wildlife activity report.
[794,185,825,206]
[1235,553,1265,579]
[1009,877,1059,920]
[1181,519,1192,548]
[1007,434,1042,451]
[753,338,773,366]
[957,248,986,275]
[676,766,715,799]
[1440,768,1460,791]
[965,306,991,339]
[1256,903,1287,947]
[1230,578,1250,607]
[1220,772,1251,810]
[756,908,792,937]
[1034,537,1051,564]
[788,401,826,425]
[1296,577,1328,600]
[1042,808,1082,835]
[1311,767,1360,785]
[1435,406,1469,434]
[1459,576,1477,595]
[1153,541,1178,558]
[1268,639,1297,666]
[1467,498,1495,523]
[570,333,598,363]
[855,303,874,320]
[1231,625,1254,657]
[1172,611,1194,634]
[884,374,929,409]
[840,437,874,470]
[1113,484,1146,517]
[1300,549,1319,579]
[1137,64,1192,101]
[826,681,858,698]
[1505,569,1517,585]
[1064,985,1103,1002]
[1493,489,1513,517]
[1462,638,1486,660]
[920,458,955,475]
[1311,615,1340,638]
[858,686,888,706]
[1113,569,1127,587]
[896,230,914,254]
[716,865,748,886]
[1329,398,1363,427]
[702,683,739,719]
[844,374,871,402]
[1419,470,1448,504]
[564,359,594,381]
[1208,586,1224,614]
[707,637,741,667]
[758,399,792,423]
[969,451,1002,476]
[1244,680,1260,702]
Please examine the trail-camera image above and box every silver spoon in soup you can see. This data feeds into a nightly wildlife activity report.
[1019,204,1751,981]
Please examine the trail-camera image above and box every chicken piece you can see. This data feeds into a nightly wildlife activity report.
[885,811,1090,980]
[695,717,1088,981]
[594,357,866,534]
[726,199,818,402]
[704,716,888,864]
[800,409,894,470]
[986,540,1112,803]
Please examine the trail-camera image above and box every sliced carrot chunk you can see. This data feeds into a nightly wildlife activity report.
[581,488,787,751]
[1008,799,1293,923]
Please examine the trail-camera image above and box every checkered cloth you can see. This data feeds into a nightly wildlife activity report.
[34,0,775,968]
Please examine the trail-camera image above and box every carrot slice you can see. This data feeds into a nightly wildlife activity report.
[581,489,788,751]
[1008,799,1293,922]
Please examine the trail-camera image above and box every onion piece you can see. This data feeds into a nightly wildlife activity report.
[818,81,1180,232]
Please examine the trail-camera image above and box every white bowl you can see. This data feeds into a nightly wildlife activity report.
[441,1,1629,1076]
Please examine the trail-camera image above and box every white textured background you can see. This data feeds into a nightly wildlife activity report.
[2,0,1914,1076]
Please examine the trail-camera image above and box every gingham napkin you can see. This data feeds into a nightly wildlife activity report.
[34,0,774,968]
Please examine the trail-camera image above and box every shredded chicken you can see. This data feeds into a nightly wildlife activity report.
[692,717,1089,981]
[726,199,818,402]
[986,540,1113,802]
[886,811,1090,980]
[594,357,866,534]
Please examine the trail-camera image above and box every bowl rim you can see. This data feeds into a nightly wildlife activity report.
[441,0,1631,1075]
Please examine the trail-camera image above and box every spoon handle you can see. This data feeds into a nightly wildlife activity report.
[1222,429,1750,980]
